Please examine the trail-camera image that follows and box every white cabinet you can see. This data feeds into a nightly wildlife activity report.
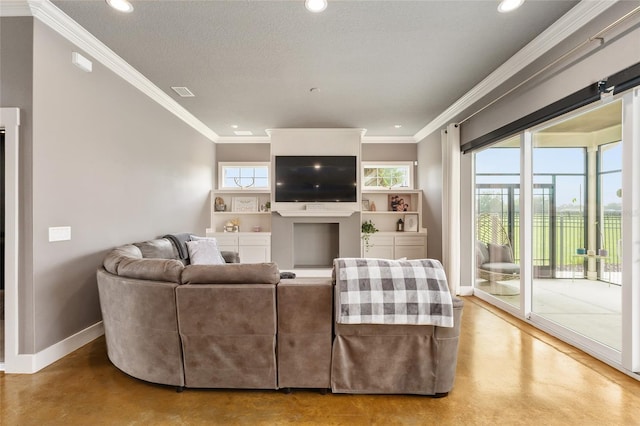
[205,231,271,263]
[363,235,395,259]
[363,233,427,260]
[394,234,427,259]
[361,190,427,259]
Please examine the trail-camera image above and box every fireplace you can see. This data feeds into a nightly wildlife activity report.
[271,212,361,270]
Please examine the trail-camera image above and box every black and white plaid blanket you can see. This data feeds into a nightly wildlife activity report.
[334,258,454,327]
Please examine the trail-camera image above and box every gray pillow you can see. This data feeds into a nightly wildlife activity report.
[488,243,514,263]
[186,239,226,265]
[133,238,178,259]
[475,241,489,265]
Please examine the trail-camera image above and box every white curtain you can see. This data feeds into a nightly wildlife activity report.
[441,124,461,295]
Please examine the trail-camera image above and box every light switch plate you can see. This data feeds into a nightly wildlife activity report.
[49,226,71,242]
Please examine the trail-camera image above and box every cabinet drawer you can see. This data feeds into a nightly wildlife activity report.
[369,235,394,246]
[239,234,271,246]
[395,235,426,246]
[395,245,426,260]
[212,234,239,246]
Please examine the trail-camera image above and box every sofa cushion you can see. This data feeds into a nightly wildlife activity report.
[186,239,225,265]
[475,241,489,265]
[117,257,184,283]
[134,238,179,260]
[182,263,280,285]
[481,262,520,275]
[488,243,514,263]
[103,244,142,275]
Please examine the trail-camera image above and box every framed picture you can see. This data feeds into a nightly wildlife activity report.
[362,199,370,211]
[232,196,258,212]
[388,194,410,212]
[404,214,419,232]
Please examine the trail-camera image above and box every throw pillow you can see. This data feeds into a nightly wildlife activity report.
[186,239,226,265]
[488,243,514,263]
[476,241,489,265]
[189,235,227,264]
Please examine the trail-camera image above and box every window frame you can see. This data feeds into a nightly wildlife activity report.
[361,161,414,190]
[217,162,271,190]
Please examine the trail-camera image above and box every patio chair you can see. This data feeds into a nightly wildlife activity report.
[476,214,520,294]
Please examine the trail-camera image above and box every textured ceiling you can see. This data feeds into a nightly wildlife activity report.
[52,0,579,138]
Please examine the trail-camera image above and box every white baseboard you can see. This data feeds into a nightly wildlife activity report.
[5,321,104,374]
[458,285,474,296]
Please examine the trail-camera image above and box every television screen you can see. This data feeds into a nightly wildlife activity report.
[275,156,357,202]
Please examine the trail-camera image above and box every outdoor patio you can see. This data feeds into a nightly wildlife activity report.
[477,277,622,351]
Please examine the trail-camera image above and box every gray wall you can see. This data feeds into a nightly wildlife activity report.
[2,18,215,353]
[216,143,270,162]
[361,143,416,161]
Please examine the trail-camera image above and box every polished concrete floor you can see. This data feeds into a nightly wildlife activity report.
[2,296,640,425]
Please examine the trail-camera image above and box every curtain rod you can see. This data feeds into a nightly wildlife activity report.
[456,5,640,126]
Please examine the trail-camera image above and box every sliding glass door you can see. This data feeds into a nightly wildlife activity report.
[474,99,627,355]
[531,100,622,352]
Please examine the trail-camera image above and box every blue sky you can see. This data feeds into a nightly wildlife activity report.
[476,145,622,206]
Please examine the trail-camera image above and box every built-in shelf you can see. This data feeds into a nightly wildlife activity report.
[276,210,355,218]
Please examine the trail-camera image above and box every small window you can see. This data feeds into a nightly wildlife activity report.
[218,162,270,190]
[362,162,414,190]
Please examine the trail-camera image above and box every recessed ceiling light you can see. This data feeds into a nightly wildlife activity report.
[394,124,402,128]
[171,86,195,97]
[234,130,253,136]
[106,0,134,13]
[498,0,524,13]
[305,0,327,13]
[231,124,239,129]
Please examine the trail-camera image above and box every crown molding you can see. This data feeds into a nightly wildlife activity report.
[362,136,417,144]
[265,128,367,136]
[0,0,31,18]
[216,136,271,144]
[214,134,418,144]
[413,0,618,142]
[14,0,218,142]
[0,0,31,16]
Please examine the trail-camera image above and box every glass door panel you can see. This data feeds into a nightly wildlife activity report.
[531,101,622,351]
[475,137,521,307]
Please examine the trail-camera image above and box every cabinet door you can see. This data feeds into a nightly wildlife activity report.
[239,245,271,263]
[209,233,238,253]
[394,245,426,260]
[363,244,394,259]
[363,235,394,259]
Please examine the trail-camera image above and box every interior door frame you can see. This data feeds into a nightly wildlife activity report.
[0,107,19,372]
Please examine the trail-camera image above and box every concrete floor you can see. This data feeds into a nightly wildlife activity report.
[477,278,622,350]
[2,296,640,425]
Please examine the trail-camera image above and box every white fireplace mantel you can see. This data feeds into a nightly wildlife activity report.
[275,210,355,218]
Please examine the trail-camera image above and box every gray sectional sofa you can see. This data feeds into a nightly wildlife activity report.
[96,236,464,395]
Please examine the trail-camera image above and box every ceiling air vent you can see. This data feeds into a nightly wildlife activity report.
[171,86,195,97]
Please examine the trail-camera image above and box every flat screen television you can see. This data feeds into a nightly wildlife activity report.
[275,156,357,202]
